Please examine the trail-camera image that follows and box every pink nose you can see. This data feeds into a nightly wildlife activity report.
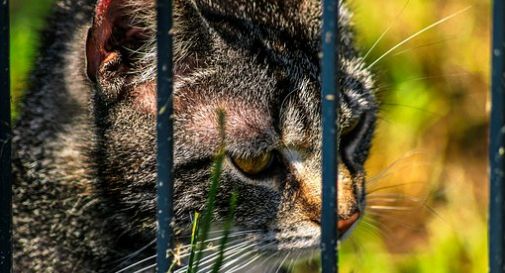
[338,211,360,235]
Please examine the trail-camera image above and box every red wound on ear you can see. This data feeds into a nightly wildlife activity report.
[96,0,114,19]
[86,0,123,82]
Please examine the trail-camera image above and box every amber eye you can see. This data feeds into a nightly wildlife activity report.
[231,152,274,176]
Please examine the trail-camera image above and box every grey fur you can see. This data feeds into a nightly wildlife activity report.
[13,0,377,272]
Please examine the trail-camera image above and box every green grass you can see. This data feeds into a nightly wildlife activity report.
[184,110,237,273]
[10,0,54,118]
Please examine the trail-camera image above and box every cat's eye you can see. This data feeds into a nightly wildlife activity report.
[231,152,274,176]
[342,116,361,135]
[341,112,374,173]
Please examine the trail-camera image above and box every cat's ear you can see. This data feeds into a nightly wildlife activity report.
[86,0,153,100]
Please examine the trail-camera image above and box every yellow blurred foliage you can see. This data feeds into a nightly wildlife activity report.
[338,0,489,272]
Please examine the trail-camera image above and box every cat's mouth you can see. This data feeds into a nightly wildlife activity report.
[249,213,362,256]
[166,216,362,273]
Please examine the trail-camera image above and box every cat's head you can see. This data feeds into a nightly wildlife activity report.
[85,0,377,255]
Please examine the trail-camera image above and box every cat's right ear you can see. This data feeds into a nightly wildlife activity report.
[86,0,153,101]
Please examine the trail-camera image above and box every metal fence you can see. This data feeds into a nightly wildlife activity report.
[489,0,505,272]
[0,0,12,271]
[155,0,175,271]
[0,0,504,273]
[320,0,340,272]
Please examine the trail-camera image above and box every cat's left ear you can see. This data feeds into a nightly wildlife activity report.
[86,0,152,100]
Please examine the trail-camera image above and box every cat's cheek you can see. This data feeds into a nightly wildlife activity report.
[130,82,157,114]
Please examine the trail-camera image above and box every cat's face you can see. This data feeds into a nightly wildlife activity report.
[86,0,377,257]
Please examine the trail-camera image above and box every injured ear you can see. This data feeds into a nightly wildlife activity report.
[86,0,152,102]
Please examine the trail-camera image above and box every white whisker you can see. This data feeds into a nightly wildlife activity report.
[216,242,275,273]
[206,244,257,273]
[177,241,252,273]
[391,35,458,56]
[247,244,278,273]
[366,151,423,186]
[114,254,156,273]
[363,0,411,60]
[367,182,423,195]
[117,234,253,273]
[367,195,423,203]
[227,254,262,273]
[363,25,392,60]
[366,211,424,231]
[367,6,471,69]
[368,205,415,211]
[132,263,156,273]
[275,253,290,273]
[359,218,388,239]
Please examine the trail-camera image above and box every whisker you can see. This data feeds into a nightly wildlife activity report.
[390,72,470,86]
[358,218,389,240]
[115,230,257,272]
[132,263,156,273]
[366,210,423,229]
[145,238,235,272]
[374,72,470,102]
[310,250,317,266]
[367,205,416,211]
[391,35,459,57]
[379,103,442,116]
[224,242,276,273]
[369,190,448,226]
[109,239,156,272]
[363,0,411,60]
[179,234,250,253]
[367,196,423,204]
[275,253,290,273]
[363,25,393,61]
[199,241,251,266]
[367,6,471,69]
[183,241,253,273]
[179,229,261,240]
[346,237,364,268]
[210,245,257,273]
[248,244,278,273]
[121,237,248,273]
[114,254,156,273]
[366,151,423,186]
[226,254,262,273]
[286,254,297,273]
[367,181,424,195]
[366,191,444,225]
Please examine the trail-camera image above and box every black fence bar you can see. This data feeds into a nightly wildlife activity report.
[489,0,505,272]
[320,0,340,273]
[0,0,11,272]
[156,0,175,272]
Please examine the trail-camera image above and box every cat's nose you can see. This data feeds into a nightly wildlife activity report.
[338,211,360,235]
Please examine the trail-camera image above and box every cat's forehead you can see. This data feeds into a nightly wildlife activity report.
[193,0,322,34]
[173,56,374,151]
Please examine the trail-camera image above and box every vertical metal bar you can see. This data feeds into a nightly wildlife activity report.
[0,0,11,272]
[156,0,174,272]
[489,0,505,272]
[320,0,339,273]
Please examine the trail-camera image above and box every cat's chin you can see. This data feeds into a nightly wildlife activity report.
[240,222,321,261]
[250,218,360,258]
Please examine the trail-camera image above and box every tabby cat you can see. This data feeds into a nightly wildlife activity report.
[12,0,377,272]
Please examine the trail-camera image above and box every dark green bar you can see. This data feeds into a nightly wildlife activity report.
[320,0,339,273]
[489,0,505,272]
[156,0,174,272]
[0,0,11,272]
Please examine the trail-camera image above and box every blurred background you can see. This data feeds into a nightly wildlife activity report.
[10,0,490,272]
